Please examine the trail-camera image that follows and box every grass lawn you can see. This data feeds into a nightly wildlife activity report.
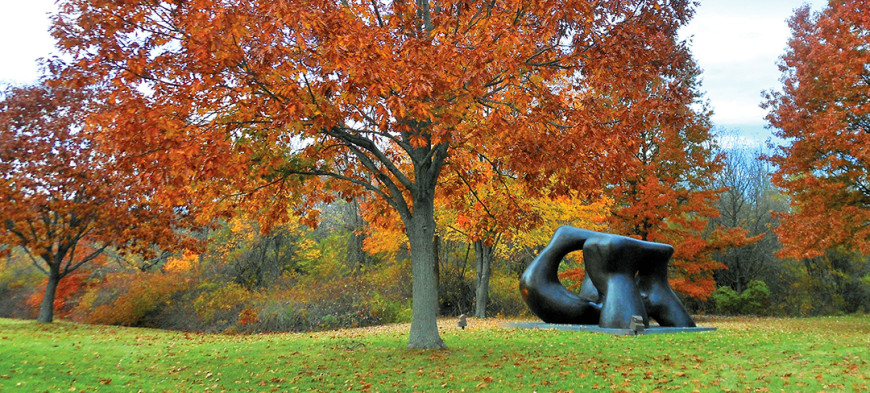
[0,315,867,392]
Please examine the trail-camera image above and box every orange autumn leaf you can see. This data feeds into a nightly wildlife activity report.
[603,57,759,300]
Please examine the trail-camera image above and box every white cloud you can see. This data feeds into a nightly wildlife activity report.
[685,15,792,66]
[0,0,56,85]
[681,0,829,133]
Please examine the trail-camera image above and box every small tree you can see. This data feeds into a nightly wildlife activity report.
[0,83,187,322]
[438,165,537,318]
[711,148,787,294]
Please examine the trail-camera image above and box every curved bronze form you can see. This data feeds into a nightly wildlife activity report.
[520,226,695,329]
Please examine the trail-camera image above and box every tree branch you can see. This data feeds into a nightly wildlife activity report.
[64,243,111,278]
[327,126,416,192]
[370,0,385,28]
[454,168,497,221]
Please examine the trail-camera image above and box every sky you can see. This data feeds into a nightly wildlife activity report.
[0,0,828,145]
[680,0,828,146]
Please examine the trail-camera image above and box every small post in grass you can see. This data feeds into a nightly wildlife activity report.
[629,315,645,335]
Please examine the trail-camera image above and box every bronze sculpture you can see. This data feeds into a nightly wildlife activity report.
[520,226,696,329]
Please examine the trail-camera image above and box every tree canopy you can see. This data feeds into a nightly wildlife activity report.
[764,0,870,258]
[52,0,699,348]
[0,83,189,322]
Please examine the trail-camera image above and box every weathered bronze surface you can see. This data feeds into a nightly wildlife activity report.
[520,226,696,329]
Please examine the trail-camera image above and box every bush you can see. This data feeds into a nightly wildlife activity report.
[0,251,46,319]
[713,280,770,315]
[0,283,37,319]
[192,281,253,329]
[488,270,530,317]
[364,291,412,323]
[253,299,307,332]
[241,274,411,333]
[80,272,189,326]
[438,271,475,316]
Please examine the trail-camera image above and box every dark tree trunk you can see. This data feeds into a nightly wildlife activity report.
[345,200,368,269]
[37,269,61,323]
[473,240,493,318]
[404,194,447,349]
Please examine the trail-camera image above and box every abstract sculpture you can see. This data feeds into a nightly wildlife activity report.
[520,226,696,329]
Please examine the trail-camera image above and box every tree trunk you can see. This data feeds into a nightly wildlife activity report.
[474,240,493,318]
[345,199,368,269]
[37,269,61,323]
[433,234,440,292]
[405,195,447,349]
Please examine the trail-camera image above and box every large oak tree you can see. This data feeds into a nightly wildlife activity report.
[764,1,870,258]
[53,0,697,348]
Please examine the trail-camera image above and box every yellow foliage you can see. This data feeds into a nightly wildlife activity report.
[163,250,198,273]
[297,238,322,262]
[193,281,253,324]
[361,200,408,259]
[499,193,611,262]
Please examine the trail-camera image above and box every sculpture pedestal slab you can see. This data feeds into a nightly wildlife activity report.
[506,321,717,336]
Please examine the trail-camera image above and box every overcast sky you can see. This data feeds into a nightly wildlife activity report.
[0,0,828,144]
[680,0,828,145]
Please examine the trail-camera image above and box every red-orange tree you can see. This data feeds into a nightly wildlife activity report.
[439,163,541,318]
[764,1,870,258]
[605,58,756,300]
[54,0,697,348]
[0,83,187,323]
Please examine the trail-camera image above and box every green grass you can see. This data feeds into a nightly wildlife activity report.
[1,316,867,392]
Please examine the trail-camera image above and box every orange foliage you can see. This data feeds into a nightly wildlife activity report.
[50,0,702,235]
[238,308,260,326]
[764,1,870,258]
[54,0,700,345]
[85,272,190,326]
[26,271,91,319]
[557,261,586,291]
[0,83,195,321]
[604,57,760,300]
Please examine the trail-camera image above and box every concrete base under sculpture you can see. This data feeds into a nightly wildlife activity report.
[506,321,717,336]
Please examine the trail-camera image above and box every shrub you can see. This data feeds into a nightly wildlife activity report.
[192,281,253,327]
[238,308,259,326]
[488,270,530,317]
[713,280,770,315]
[82,272,189,326]
[0,283,37,319]
[0,251,51,319]
[253,299,307,332]
[438,271,475,316]
[364,291,412,323]
[239,272,412,333]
